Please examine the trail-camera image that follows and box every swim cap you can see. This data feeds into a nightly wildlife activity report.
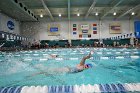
[85,63,93,68]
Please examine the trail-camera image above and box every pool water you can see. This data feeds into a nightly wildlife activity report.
[0,48,140,87]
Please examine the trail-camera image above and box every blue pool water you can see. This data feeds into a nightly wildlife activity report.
[0,48,140,87]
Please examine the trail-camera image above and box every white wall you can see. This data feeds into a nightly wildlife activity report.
[20,19,135,41]
[21,21,69,40]
[0,13,20,35]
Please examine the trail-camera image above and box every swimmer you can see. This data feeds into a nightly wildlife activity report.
[27,52,93,78]
[49,54,58,58]
[46,54,59,59]
[51,51,92,73]
[68,51,92,73]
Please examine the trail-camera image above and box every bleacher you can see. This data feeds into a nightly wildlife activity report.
[71,39,95,46]
[103,38,130,46]
[40,40,69,48]
[0,31,28,51]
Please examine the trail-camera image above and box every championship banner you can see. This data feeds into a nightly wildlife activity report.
[82,34,88,38]
[73,32,77,35]
[47,24,60,36]
[78,24,91,39]
[92,23,97,34]
[109,22,121,34]
[79,34,91,38]
[81,24,89,30]
[78,24,91,34]
[82,30,88,33]
[73,24,77,31]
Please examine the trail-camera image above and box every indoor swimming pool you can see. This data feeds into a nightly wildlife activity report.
[0,48,140,92]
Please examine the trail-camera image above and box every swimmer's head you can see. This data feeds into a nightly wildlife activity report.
[84,65,89,69]
[84,63,93,69]
[51,54,58,57]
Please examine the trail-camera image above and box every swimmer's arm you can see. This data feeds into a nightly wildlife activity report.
[65,66,71,72]
[26,72,49,79]
[31,72,45,76]
[79,52,91,65]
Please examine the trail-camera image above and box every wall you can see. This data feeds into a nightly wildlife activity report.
[21,21,69,40]
[0,13,20,35]
[20,19,135,41]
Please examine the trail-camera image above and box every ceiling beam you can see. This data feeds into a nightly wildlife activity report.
[101,0,124,19]
[85,0,96,19]
[109,0,117,5]
[118,4,140,19]
[9,0,37,21]
[136,13,140,18]
[28,6,88,10]
[40,0,54,21]
[68,0,70,20]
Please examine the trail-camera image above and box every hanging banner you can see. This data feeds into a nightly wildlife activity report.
[78,24,91,34]
[134,21,140,38]
[80,24,89,30]
[109,22,121,34]
[47,23,60,36]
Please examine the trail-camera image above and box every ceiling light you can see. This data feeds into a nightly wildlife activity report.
[59,14,61,17]
[77,13,80,16]
[95,12,98,16]
[131,12,135,15]
[40,14,43,18]
[113,12,116,15]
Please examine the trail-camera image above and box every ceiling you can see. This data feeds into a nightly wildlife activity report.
[0,0,140,22]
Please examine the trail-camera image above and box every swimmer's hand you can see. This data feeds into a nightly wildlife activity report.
[90,51,94,54]
[85,52,91,59]
[86,51,94,58]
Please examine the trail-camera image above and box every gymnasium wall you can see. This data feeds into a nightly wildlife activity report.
[20,19,134,41]
[0,13,20,35]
